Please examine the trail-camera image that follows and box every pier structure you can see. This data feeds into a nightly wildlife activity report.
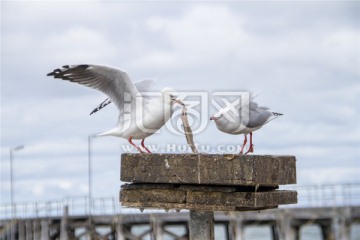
[1,206,360,240]
[2,153,360,239]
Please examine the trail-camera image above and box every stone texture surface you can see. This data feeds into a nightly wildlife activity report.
[121,154,296,186]
[120,184,297,211]
[120,154,297,212]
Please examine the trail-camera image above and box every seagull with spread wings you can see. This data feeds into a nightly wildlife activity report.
[48,64,181,153]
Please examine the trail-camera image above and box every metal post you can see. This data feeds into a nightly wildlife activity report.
[10,145,24,240]
[189,210,214,240]
[88,135,92,214]
[10,145,24,218]
[88,134,97,214]
[10,149,14,217]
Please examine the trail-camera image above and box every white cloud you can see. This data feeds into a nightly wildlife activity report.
[142,5,248,68]
[322,29,359,74]
[127,2,359,101]
[32,185,45,197]
[42,28,118,64]
[153,6,246,53]
[58,180,73,191]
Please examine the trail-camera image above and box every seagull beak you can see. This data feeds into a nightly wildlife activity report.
[172,98,185,106]
[210,116,217,121]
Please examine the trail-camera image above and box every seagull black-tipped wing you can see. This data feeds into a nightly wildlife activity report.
[88,78,156,115]
[47,64,139,115]
[89,98,112,115]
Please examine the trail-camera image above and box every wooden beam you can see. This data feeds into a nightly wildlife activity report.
[120,184,297,211]
[121,154,296,186]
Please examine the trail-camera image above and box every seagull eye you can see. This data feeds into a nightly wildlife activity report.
[218,114,223,118]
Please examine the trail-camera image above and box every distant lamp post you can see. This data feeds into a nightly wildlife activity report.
[10,145,25,218]
[88,134,98,214]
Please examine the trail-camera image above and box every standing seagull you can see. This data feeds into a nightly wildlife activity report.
[210,96,283,154]
[47,64,180,153]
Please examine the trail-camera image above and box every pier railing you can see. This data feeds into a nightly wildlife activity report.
[0,196,119,219]
[1,183,359,219]
[281,182,360,207]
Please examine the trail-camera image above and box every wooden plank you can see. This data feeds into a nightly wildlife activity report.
[120,185,297,212]
[120,188,186,205]
[186,190,297,208]
[121,154,296,186]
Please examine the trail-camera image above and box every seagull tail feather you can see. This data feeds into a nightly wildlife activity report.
[96,128,120,137]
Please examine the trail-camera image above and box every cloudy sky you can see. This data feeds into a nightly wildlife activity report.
[1,1,359,206]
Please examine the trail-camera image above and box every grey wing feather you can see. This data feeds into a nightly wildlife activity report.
[249,101,258,110]
[247,107,272,128]
[239,100,272,128]
[88,78,156,115]
[47,64,139,113]
[259,106,270,110]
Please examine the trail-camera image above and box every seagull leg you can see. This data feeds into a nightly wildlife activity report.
[128,136,144,153]
[245,132,254,154]
[141,139,152,154]
[239,135,248,154]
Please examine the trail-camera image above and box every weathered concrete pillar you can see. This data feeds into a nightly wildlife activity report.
[189,210,214,240]
[25,221,32,240]
[5,226,11,240]
[18,220,26,240]
[60,206,69,240]
[41,220,49,240]
[336,207,351,240]
[114,216,125,240]
[33,220,40,240]
[151,214,163,240]
[230,215,244,240]
[87,218,95,240]
[9,221,16,240]
[277,213,296,240]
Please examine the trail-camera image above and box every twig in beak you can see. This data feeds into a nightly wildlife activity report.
[172,98,186,107]
[173,99,198,154]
